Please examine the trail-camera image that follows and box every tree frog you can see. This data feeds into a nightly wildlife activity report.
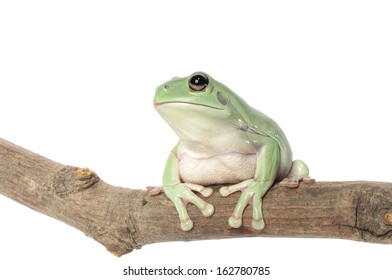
[151,72,313,231]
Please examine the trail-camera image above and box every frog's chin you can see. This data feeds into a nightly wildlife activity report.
[154,101,224,111]
[155,101,232,136]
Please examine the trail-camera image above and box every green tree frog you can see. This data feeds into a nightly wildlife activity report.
[151,72,313,231]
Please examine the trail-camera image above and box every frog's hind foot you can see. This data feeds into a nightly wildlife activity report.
[279,160,314,188]
[279,176,315,188]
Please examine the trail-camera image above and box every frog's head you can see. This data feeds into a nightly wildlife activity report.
[154,72,230,111]
[154,72,249,138]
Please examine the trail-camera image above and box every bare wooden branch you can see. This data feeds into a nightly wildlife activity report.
[0,138,391,256]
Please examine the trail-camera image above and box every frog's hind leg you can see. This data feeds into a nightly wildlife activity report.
[279,160,315,188]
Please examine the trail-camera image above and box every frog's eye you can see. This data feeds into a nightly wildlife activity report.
[189,73,209,91]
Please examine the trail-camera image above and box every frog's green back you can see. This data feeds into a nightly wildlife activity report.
[215,80,293,176]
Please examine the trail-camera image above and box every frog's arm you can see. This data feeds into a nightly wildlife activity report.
[162,142,214,231]
[220,134,279,230]
[162,143,181,186]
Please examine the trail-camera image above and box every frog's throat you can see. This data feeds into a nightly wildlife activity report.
[154,101,224,110]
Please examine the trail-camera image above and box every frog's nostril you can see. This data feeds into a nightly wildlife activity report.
[164,84,170,89]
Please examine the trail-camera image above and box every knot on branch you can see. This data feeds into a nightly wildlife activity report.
[53,166,99,198]
[384,211,392,225]
[355,184,392,241]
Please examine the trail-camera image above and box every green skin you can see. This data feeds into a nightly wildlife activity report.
[153,72,311,231]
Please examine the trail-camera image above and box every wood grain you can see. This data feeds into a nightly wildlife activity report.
[1,138,391,256]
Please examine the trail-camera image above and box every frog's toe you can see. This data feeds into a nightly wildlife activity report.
[219,186,230,197]
[186,183,214,197]
[183,190,214,216]
[201,203,215,217]
[251,193,265,230]
[172,198,194,231]
[302,176,315,184]
[146,186,163,196]
[252,218,265,230]
[200,187,213,197]
[279,178,300,188]
[228,216,242,228]
[279,177,315,188]
[180,219,193,231]
[220,179,252,197]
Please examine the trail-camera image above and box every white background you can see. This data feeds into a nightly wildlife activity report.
[1,1,391,279]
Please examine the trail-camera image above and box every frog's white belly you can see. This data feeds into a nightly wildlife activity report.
[157,102,267,185]
[178,152,257,186]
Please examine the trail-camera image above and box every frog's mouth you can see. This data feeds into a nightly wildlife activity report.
[154,101,224,110]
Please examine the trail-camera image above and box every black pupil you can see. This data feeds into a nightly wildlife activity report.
[189,74,209,91]
[191,75,207,86]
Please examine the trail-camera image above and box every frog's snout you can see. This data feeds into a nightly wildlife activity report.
[155,83,169,94]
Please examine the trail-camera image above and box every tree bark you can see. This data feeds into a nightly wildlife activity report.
[0,138,391,257]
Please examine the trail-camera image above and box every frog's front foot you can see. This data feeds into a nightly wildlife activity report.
[164,183,214,231]
[220,179,271,230]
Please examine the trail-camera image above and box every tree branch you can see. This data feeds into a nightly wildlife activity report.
[1,138,392,256]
